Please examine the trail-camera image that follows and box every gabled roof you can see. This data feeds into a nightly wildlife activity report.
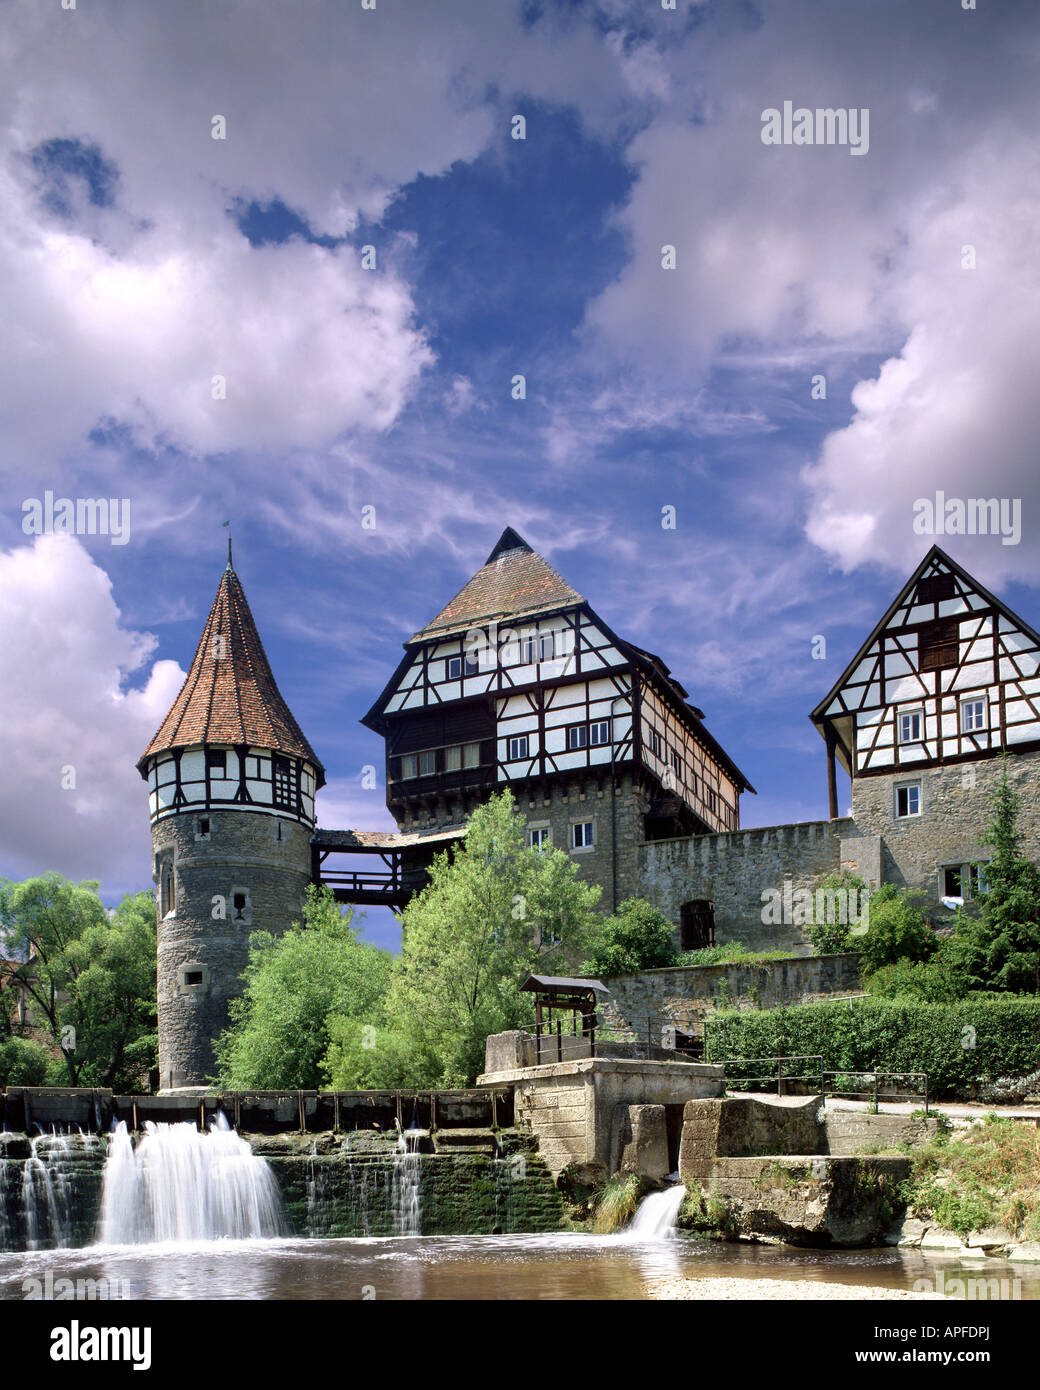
[361,528,755,794]
[408,528,584,643]
[810,543,1040,732]
[137,559,325,784]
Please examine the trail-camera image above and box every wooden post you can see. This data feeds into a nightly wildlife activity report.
[825,725,839,821]
[491,1088,498,1130]
[132,1099,138,1133]
[333,1093,340,1134]
[200,1100,205,1131]
[430,1090,436,1132]
[777,1058,784,1098]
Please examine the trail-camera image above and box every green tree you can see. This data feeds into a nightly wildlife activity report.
[0,873,157,1089]
[385,790,601,1087]
[214,883,391,1089]
[581,898,678,976]
[322,1015,416,1090]
[950,761,1040,992]
[859,883,937,975]
[804,870,867,955]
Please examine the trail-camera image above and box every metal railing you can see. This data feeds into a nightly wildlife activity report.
[716,1054,929,1111]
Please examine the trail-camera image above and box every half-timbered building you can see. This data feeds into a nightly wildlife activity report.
[811,543,1040,904]
[361,528,754,916]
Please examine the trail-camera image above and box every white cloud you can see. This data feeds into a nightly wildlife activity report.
[0,535,184,894]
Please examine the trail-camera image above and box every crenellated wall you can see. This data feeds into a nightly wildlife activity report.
[638,817,866,952]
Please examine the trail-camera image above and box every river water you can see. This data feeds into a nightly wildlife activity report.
[2,1234,1038,1301]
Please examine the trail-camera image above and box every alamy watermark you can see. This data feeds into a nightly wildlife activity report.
[22,490,131,545]
[24,1271,131,1300]
[912,492,1021,546]
[761,102,869,155]
[761,882,869,933]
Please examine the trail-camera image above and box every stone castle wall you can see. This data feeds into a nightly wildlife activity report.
[152,809,312,1090]
[638,818,855,952]
[599,953,863,1038]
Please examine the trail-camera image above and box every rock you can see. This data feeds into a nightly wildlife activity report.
[618,1105,669,1182]
[1005,1241,1040,1262]
[965,1225,1013,1250]
[920,1227,967,1250]
[895,1218,929,1248]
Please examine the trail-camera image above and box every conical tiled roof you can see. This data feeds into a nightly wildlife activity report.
[408,528,584,642]
[137,561,325,784]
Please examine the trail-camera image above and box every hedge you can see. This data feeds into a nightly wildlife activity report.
[703,995,1040,1100]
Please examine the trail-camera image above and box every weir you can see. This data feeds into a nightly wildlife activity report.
[0,1107,565,1253]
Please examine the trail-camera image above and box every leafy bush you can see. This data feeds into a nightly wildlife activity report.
[582,898,678,977]
[859,884,937,974]
[705,995,1040,1099]
[804,870,867,955]
[0,1036,52,1087]
[864,942,971,1003]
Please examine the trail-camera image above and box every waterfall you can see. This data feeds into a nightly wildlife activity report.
[392,1121,422,1237]
[98,1114,286,1244]
[1,1133,85,1251]
[625,1185,686,1240]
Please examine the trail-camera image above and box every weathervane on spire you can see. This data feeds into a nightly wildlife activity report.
[223,519,232,569]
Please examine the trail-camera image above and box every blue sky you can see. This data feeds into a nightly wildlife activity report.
[1,0,1039,952]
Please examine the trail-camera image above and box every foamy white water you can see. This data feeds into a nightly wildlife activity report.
[625,1186,686,1240]
[98,1115,286,1244]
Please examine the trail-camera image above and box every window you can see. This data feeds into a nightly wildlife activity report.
[519,635,535,665]
[527,826,550,849]
[571,821,594,849]
[444,744,461,771]
[195,817,211,841]
[160,862,176,917]
[273,755,296,808]
[539,633,555,662]
[961,699,986,733]
[898,709,923,743]
[206,749,227,774]
[647,728,663,758]
[918,617,959,672]
[968,863,989,896]
[508,735,528,760]
[233,891,247,919]
[680,900,715,951]
[418,750,436,776]
[943,865,963,898]
[895,782,921,817]
[185,970,203,986]
[400,754,418,780]
[447,656,462,680]
[464,650,480,676]
[671,749,683,778]
[917,574,955,604]
[463,742,480,769]
[247,756,261,779]
[590,720,610,747]
[567,725,587,750]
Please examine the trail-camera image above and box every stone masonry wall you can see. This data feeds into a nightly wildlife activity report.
[850,747,1040,906]
[638,818,854,952]
[600,953,862,1039]
[153,809,313,1090]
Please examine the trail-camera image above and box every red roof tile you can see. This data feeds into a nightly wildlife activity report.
[137,563,325,784]
[409,528,584,642]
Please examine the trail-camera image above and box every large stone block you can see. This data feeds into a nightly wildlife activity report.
[617,1105,669,1181]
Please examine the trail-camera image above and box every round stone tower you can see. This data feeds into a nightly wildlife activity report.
[136,549,325,1091]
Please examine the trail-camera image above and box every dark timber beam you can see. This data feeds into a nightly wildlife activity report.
[824,724,839,820]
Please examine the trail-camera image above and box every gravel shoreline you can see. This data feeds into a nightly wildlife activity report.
[647,1277,942,1300]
